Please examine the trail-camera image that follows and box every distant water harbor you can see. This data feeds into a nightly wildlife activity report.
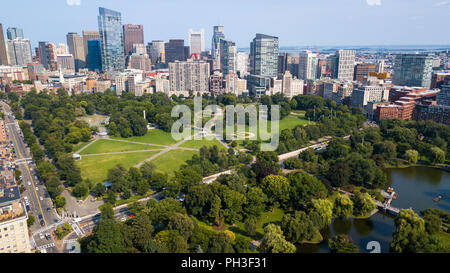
[297,166,450,253]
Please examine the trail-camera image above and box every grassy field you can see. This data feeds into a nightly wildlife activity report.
[231,208,286,239]
[151,149,199,176]
[111,129,177,146]
[72,140,93,153]
[79,139,162,155]
[180,138,226,150]
[77,150,160,184]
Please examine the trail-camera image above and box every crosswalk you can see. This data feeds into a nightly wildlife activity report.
[70,221,85,237]
[63,238,79,245]
[37,243,55,251]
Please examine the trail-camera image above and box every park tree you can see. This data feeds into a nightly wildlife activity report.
[86,219,127,253]
[185,184,214,217]
[288,172,328,206]
[429,147,445,164]
[374,141,397,162]
[94,183,106,197]
[244,217,257,237]
[209,232,235,253]
[221,189,246,224]
[404,149,419,164]
[245,187,268,218]
[328,235,359,253]
[309,199,333,230]
[140,162,156,182]
[168,213,195,240]
[281,211,318,243]
[327,161,351,187]
[54,196,66,208]
[261,175,291,208]
[148,198,186,225]
[127,213,154,252]
[352,192,376,217]
[252,151,281,182]
[258,224,296,253]
[333,193,354,218]
[155,230,189,253]
[72,182,89,198]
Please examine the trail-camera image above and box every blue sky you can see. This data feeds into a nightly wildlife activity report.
[2,0,450,48]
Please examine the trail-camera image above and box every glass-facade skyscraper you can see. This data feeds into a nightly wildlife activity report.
[211,26,225,59]
[7,27,24,40]
[98,7,125,72]
[219,39,237,75]
[88,40,102,72]
[249,33,279,78]
[393,53,434,89]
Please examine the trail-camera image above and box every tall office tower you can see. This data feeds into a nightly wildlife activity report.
[376,59,385,74]
[87,40,102,72]
[329,50,356,81]
[164,40,186,63]
[278,53,288,76]
[169,59,210,92]
[236,52,249,76]
[56,54,75,71]
[298,50,318,80]
[219,39,237,75]
[188,29,205,55]
[211,26,225,59]
[249,33,279,78]
[6,38,32,66]
[98,7,125,72]
[393,53,434,89]
[147,41,165,64]
[6,27,24,40]
[38,42,57,70]
[66,32,86,71]
[55,43,69,55]
[354,63,376,83]
[123,24,144,57]
[0,185,32,253]
[82,30,100,67]
[0,24,8,65]
[133,44,147,55]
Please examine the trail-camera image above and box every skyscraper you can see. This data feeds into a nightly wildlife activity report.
[6,27,23,40]
[87,39,102,72]
[38,42,57,70]
[66,32,86,71]
[6,38,32,66]
[219,39,237,75]
[147,41,165,64]
[98,7,125,72]
[236,52,249,76]
[393,53,434,89]
[123,24,144,57]
[329,50,356,81]
[249,33,279,78]
[298,50,318,80]
[164,40,186,63]
[188,29,205,55]
[82,30,100,67]
[211,26,225,59]
[0,24,9,65]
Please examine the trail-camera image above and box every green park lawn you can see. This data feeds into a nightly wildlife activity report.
[110,129,178,146]
[77,150,160,185]
[151,149,199,176]
[180,138,226,150]
[79,139,162,155]
[72,140,93,153]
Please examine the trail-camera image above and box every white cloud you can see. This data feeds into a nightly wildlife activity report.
[366,0,381,6]
[67,0,81,6]
[434,1,450,6]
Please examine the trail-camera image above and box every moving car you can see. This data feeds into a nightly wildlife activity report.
[40,220,45,226]
[40,196,43,201]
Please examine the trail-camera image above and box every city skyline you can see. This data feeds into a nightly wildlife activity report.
[1,0,450,49]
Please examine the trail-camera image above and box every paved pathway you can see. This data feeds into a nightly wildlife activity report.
[80,149,164,157]
[75,138,99,154]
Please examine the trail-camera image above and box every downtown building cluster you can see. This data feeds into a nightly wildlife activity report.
[0,7,449,126]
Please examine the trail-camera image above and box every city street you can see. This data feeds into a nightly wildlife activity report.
[1,100,61,253]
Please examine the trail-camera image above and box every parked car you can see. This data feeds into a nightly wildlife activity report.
[40,220,45,226]
[39,233,44,239]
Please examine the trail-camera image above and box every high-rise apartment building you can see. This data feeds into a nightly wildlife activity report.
[210,71,224,96]
[219,39,237,75]
[236,52,249,77]
[329,50,356,81]
[249,33,279,78]
[87,40,102,72]
[351,85,389,108]
[66,32,86,71]
[6,27,23,40]
[169,59,210,92]
[0,24,9,66]
[298,50,317,80]
[354,63,376,83]
[165,40,186,63]
[98,7,125,72]
[147,41,165,64]
[6,38,32,66]
[123,24,144,57]
[393,53,434,89]
[188,29,205,55]
[38,42,57,70]
[211,26,225,59]
[82,30,100,67]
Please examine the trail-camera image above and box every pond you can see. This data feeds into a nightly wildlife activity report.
[297,166,450,253]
